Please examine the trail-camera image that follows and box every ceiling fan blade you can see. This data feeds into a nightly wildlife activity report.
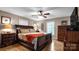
[43,15,47,18]
[44,13,50,15]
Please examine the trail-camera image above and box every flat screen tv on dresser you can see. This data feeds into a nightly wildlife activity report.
[70,7,79,31]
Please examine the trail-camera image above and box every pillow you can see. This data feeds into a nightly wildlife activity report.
[20,29,29,33]
[29,29,35,32]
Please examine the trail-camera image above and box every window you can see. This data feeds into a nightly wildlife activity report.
[47,21,55,35]
[19,19,28,25]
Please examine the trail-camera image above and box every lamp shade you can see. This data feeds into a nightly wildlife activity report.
[0,24,16,33]
[0,24,15,29]
[4,24,12,29]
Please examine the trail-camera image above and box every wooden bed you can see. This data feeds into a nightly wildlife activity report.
[15,25,52,51]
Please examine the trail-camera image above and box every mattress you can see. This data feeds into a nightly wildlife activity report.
[18,32,45,42]
[18,32,45,50]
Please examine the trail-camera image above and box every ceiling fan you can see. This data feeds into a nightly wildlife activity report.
[32,10,50,18]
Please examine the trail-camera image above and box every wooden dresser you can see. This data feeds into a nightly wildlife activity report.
[0,33,16,48]
[58,26,79,51]
[58,26,69,41]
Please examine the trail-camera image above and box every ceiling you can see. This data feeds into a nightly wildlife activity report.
[0,7,74,21]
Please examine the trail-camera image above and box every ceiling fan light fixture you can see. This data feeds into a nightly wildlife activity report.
[38,16,44,19]
[31,12,38,15]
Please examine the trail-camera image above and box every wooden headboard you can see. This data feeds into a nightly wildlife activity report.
[15,25,34,33]
[15,25,34,40]
[15,25,34,29]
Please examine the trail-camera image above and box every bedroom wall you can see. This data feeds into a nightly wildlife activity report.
[37,16,70,39]
[0,10,36,26]
[0,10,19,25]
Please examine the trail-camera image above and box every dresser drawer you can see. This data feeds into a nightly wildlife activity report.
[0,33,16,47]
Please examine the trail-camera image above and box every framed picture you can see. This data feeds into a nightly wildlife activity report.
[1,16,11,24]
[61,20,67,25]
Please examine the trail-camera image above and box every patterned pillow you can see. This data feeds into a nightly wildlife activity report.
[20,29,29,33]
[29,29,35,32]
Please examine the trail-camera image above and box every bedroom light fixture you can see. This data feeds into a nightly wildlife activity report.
[31,12,40,15]
[38,16,44,19]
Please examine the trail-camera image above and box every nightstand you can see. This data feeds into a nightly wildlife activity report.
[0,33,16,48]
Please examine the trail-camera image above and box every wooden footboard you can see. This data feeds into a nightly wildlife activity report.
[36,33,52,50]
[18,33,52,51]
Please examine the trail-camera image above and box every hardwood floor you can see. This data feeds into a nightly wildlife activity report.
[0,41,54,51]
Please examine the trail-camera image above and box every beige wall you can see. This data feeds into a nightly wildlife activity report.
[38,16,70,39]
[0,10,36,25]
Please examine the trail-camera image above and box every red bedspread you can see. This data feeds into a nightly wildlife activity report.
[26,33,45,42]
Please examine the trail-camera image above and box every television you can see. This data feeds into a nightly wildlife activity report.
[70,7,79,31]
